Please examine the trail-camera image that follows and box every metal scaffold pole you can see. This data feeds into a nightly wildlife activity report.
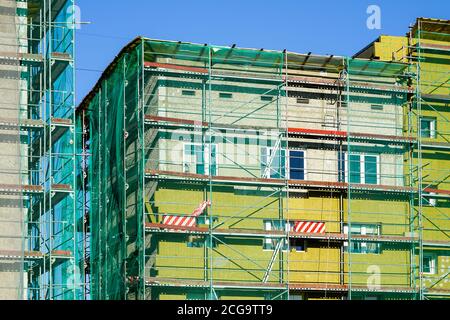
[75,17,450,300]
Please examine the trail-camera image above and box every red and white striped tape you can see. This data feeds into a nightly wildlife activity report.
[162,201,211,228]
[162,215,196,227]
[191,201,211,217]
[293,221,326,234]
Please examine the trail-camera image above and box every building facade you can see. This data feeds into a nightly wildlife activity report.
[77,17,449,300]
[356,18,450,299]
[0,0,84,300]
[1,5,447,301]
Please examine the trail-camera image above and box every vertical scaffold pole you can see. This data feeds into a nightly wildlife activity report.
[345,56,352,300]
[416,20,425,301]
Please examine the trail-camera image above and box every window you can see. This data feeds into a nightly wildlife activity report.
[422,192,437,207]
[219,92,232,99]
[364,155,378,184]
[187,236,205,248]
[196,216,218,225]
[289,150,305,180]
[263,220,288,251]
[289,238,307,252]
[348,154,361,183]
[423,254,437,274]
[371,104,384,111]
[344,153,380,185]
[262,148,305,180]
[261,147,286,179]
[261,96,274,102]
[344,224,381,254]
[184,143,217,176]
[323,114,335,128]
[420,117,436,139]
[182,90,196,96]
[338,151,346,182]
[187,236,218,248]
[297,98,310,105]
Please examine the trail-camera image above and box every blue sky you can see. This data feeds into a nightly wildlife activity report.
[75,0,449,103]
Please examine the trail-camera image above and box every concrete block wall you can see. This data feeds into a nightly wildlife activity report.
[150,74,404,187]
[0,0,27,300]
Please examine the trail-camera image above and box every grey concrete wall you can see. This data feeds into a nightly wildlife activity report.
[147,73,404,187]
[0,0,26,300]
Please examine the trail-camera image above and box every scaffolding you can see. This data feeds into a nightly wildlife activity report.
[0,0,83,300]
[77,22,450,300]
[345,57,417,299]
[408,18,450,299]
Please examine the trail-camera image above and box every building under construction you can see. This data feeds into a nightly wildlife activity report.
[0,0,84,300]
[0,1,449,301]
[76,18,450,300]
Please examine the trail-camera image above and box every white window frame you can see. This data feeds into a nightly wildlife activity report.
[343,223,381,254]
[344,153,381,185]
[420,117,437,139]
[183,142,218,176]
[423,253,437,275]
[262,147,307,180]
[262,147,286,179]
[263,220,289,252]
[423,192,437,207]
[263,220,274,251]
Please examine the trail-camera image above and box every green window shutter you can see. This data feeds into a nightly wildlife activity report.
[210,145,217,176]
[423,256,431,273]
[364,155,378,185]
[281,149,286,178]
[349,154,361,184]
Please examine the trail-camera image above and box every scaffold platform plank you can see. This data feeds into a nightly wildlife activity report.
[145,223,421,244]
[288,127,416,144]
[145,114,417,144]
[0,52,44,65]
[286,74,413,93]
[145,169,450,196]
[0,118,45,130]
[144,61,283,84]
[144,277,422,294]
[0,250,44,260]
[0,184,43,195]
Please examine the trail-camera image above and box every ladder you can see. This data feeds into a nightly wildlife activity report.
[263,240,284,283]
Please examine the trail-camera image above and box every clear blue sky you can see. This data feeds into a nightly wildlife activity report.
[75,0,449,104]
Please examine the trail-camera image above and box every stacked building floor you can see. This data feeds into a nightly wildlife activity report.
[0,0,85,300]
[77,18,450,300]
[0,1,448,301]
